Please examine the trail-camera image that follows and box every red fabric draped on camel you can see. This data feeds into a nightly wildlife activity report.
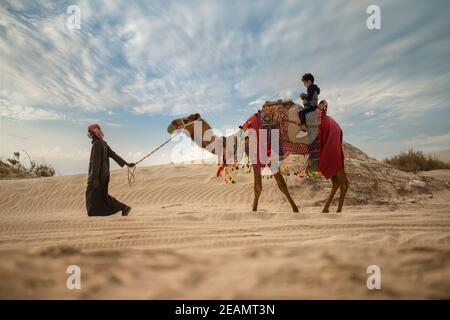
[241,111,265,170]
[318,111,345,179]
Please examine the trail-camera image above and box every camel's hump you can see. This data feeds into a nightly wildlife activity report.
[263,99,296,108]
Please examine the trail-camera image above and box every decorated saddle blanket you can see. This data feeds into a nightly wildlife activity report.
[215,100,325,182]
[259,100,324,158]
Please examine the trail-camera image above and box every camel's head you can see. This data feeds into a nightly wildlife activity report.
[167,113,201,134]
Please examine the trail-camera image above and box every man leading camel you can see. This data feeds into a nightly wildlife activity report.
[85,123,135,217]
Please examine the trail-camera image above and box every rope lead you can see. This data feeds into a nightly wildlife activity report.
[126,120,197,186]
[127,131,181,186]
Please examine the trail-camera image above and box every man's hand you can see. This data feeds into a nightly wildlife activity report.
[300,93,306,99]
[92,178,99,189]
[127,163,135,168]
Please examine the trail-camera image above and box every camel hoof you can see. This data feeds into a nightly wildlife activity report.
[322,209,329,213]
[292,207,299,213]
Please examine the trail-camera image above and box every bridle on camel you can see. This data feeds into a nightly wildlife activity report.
[127,119,196,186]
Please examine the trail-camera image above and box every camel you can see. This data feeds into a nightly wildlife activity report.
[167,105,348,213]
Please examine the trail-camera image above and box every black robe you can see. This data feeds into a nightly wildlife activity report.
[85,137,127,216]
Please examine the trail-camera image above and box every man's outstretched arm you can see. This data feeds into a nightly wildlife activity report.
[107,144,128,167]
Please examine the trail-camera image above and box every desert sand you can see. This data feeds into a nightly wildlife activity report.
[0,144,449,299]
[420,169,450,183]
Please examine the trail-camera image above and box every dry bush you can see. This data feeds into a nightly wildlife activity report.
[0,151,55,179]
[384,149,450,173]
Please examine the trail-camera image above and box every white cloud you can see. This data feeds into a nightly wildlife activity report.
[2,0,449,121]
[0,103,64,121]
[24,146,90,161]
[405,132,450,150]
[0,3,133,114]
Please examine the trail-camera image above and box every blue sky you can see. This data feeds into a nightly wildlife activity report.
[1,0,450,175]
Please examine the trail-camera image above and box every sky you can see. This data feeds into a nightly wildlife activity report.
[1,0,450,175]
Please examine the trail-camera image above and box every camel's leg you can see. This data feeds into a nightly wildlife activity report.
[336,169,349,213]
[252,165,262,211]
[273,172,299,213]
[322,175,340,213]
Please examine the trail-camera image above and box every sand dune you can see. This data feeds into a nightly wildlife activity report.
[0,144,449,299]
[420,169,450,183]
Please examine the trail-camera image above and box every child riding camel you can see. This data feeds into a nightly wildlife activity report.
[298,73,320,132]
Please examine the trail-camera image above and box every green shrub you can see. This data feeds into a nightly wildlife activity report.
[384,149,450,173]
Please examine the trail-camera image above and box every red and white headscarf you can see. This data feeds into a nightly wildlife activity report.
[88,123,104,139]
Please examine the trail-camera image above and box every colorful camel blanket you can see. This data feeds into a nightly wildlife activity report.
[217,100,326,183]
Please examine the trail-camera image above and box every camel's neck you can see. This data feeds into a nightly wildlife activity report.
[184,119,220,155]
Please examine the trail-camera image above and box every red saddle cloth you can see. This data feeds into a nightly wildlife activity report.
[318,114,344,179]
[241,112,265,170]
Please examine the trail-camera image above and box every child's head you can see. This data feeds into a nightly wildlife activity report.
[301,73,314,87]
